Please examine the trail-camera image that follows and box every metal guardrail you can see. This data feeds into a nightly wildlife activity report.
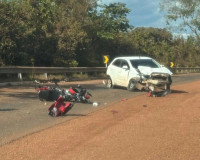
[173,67,200,74]
[0,66,107,80]
[1,66,200,73]
[0,66,106,74]
[0,66,200,80]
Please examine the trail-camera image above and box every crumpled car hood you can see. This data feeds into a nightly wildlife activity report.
[138,66,173,75]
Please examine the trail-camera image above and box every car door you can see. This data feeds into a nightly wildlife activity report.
[109,59,122,85]
[118,60,130,87]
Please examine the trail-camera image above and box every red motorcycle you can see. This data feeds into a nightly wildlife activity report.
[35,82,92,103]
[36,86,62,101]
[63,86,92,103]
[48,96,73,117]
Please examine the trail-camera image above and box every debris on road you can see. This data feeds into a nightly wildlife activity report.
[92,101,99,107]
[110,110,118,114]
[121,98,128,101]
[147,90,170,97]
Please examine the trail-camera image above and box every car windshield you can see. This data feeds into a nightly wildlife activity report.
[130,59,160,68]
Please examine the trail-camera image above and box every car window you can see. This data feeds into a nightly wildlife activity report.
[112,59,121,67]
[121,60,129,69]
[130,59,159,68]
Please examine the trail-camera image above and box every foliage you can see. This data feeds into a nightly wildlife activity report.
[172,36,200,67]
[126,28,174,65]
[0,0,93,66]
[94,2,131,39]
[0,0,200,68]
[75,2,132,66]
[160,0,200,42]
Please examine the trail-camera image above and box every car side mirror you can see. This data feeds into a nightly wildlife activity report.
[122,65,129,70]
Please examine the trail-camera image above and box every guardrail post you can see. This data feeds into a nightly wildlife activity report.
[18,73,22,80]
[44,73,48,80]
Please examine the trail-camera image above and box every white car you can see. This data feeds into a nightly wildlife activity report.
[106,56,173,91]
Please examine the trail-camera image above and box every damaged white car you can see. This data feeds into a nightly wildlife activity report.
[106,56,173,93]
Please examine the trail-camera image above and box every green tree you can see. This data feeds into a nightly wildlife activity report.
[53,0,93,66]
[160,0,200,42]
[25,0,58,66]
[76,2,132,66]
[172,36,200,67]
[0,0,97,66]
[0,0,30,65]
[94,2,132,39]
[126,27,173,65]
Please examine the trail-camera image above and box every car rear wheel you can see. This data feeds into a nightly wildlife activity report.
[127,79,137,91]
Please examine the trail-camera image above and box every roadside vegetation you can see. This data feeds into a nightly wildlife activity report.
[0,0,200,68]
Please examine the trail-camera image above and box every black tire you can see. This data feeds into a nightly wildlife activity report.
[48,111,54,117]
[166,84,171,91]
[164,75,172,91]
[106,77,114,88]
[38,90,50,101]
[127,79,137,91]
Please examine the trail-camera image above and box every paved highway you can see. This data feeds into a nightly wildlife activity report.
[0,73,200,146]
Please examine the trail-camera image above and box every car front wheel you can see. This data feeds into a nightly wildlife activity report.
[127,79,137,91]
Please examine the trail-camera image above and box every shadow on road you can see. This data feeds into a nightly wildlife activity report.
[1,92,38,100]
[63,114,86,117]
[0,108,17,112]
[171,90,188,94]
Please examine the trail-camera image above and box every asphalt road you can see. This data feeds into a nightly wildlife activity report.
[0,73,200,146]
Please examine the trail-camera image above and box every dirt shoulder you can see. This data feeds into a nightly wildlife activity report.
[1,80,200,160]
